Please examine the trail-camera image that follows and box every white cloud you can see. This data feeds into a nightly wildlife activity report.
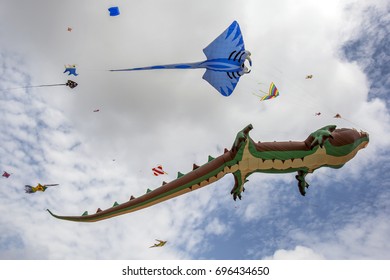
[263,190,390,260]
[266,245,325,260]
[205,217,229,236]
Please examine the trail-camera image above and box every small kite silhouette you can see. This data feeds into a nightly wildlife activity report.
[108,6,120,16]
[2,171,11,178]
[64,65,78,76]
[25,183,59,194]
[149,239,167,248]
[152,165,168,176]
[253,82,279,101]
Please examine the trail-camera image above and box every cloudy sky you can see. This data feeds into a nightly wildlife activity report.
[0,0,389,260]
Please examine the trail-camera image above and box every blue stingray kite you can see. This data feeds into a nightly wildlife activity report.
[110,21,251,96]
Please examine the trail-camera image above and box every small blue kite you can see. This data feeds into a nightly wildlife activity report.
[108,6,120,16]
[110,21,252,96]
[64,65,78,76]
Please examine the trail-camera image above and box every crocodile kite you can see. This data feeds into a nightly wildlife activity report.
[110,21,251,96]
[47,124,368,222]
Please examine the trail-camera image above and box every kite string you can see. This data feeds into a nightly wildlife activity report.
[247,67,370,132]
[3,83,66,91]
[288,82,370,131]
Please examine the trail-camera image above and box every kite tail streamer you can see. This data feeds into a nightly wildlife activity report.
[109,62,203,72]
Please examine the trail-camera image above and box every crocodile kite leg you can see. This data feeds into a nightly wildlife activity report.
[230,124,253,200]
[295,170,309,196]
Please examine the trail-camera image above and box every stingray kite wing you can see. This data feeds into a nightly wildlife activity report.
[203,70,239,97]
[203,21,245,61]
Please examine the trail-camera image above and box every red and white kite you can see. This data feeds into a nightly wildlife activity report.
[152,165,167,176]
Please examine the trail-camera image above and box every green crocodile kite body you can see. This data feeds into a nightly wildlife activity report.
[47,124,369,222]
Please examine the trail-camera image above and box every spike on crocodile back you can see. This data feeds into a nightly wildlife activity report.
[193,164,200,170]
[177,172,184,178]
[208,155,215,162]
